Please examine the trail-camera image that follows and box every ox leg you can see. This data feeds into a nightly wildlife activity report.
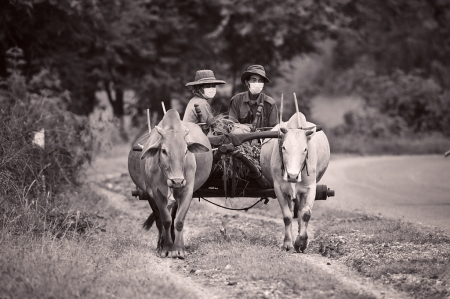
[143,191,163,251]
[170,187,194,259]
[153,188,174,258]
[275,183,294,251]
[294,188,315,253]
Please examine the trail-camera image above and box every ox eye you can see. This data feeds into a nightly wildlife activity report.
[161,149,167,155]
[281,146,286,151]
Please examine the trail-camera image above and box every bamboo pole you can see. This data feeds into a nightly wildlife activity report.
[147,109,152,135]
[279,94,283,124]
[293,93,301,128]
[161,101,167,114]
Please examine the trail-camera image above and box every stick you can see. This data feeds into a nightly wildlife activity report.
[293,93,301,128]
[146,109,152,134]
[161,101,166,114]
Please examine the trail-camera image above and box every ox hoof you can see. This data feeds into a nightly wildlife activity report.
[169,247,186,259]
[294,236,308,253]
[160,246,172,258]
[281,242,294,252]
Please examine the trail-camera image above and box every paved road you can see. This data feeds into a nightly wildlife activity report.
[316,155,450,234]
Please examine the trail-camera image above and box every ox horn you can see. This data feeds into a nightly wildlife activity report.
[146,109,152,135]
[161,101,167,115]
[293,93,301,128]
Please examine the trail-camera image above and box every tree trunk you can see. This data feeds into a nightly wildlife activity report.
[105,82,128,141]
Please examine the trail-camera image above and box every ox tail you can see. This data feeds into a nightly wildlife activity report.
[143,213,156,231]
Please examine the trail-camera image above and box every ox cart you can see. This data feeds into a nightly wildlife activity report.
[128,96,335,257]
[130,112,334,210]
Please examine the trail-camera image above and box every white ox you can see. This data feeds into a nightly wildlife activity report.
[260,112,330,252]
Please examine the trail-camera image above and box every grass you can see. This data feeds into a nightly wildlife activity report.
[190,198,450,298]
[327,133,450,155]
[310,208,450,298]
[0,190,201,299]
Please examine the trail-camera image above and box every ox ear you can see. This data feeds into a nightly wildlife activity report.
[140,141,161,160]
[305,127,317,141]
[187,142,210,153]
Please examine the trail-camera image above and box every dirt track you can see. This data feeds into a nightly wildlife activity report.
[86,146,414,299]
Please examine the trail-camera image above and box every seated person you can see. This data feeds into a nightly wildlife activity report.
[228,65,278,129]
[183,69,225,124]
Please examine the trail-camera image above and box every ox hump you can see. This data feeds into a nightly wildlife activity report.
[159,109,185,131]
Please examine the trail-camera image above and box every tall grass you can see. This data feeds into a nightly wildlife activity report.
[0,208,200,299]
[0,53,100,241]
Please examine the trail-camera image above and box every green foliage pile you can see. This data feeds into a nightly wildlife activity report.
[0,48,95,234]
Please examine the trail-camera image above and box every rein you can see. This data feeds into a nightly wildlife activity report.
[199,196,269,212]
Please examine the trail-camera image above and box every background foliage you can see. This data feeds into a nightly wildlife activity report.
[0,46,95,233]
[1,0,450,142]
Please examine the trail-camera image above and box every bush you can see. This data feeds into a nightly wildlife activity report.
[325,63,450,137]
[0,48,95,235]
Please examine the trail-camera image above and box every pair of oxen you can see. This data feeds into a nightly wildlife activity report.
[128,108,330,259]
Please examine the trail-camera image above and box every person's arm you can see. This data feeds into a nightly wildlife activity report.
[228,96,239,122]
[268,103,279,127]
[197,101,214,122]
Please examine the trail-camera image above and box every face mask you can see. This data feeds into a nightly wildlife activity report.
[249,82,264,95]
[203,87,216,99]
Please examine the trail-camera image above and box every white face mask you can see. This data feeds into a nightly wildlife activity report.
[203,87,216,99]
[249,82,264,95]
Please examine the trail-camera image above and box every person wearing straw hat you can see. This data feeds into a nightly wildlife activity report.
[229,65,278,129]
[183,70,226,124]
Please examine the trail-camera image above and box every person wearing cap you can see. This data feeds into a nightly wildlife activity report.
[228,65,278,129]
[183,70,226,124]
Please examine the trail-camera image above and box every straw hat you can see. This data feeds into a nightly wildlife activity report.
[185,70,226,86]
[240,65,271,84]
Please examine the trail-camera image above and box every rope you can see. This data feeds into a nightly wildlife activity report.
[199,196,269,212]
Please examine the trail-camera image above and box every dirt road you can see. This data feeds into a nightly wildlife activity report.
[318,155,450,234]
[86,146,413,299]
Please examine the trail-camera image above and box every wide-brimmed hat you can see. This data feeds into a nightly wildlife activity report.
[185,70,226,87]
[240,65,271,84]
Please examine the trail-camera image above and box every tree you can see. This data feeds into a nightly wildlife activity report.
[203,0,352,94]
[318,0,450,136]
[2,0,354,135]
[332,0,450,87]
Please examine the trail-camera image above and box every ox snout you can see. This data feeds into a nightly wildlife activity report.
[284,171,302,183]
[167,178,186,189]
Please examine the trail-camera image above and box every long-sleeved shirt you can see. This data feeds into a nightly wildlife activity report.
[183,96,214,123]
[229,92,278,128]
